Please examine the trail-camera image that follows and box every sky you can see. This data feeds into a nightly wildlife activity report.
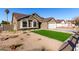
[0,8,79,22]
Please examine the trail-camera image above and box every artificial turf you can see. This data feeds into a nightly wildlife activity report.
[32,30,72,42]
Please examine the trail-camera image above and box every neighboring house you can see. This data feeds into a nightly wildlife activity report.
[65,20,75,28]
[56,20,75,28]
[12,13,56,30]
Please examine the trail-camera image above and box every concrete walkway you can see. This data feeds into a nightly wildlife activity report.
[49,28,76,34]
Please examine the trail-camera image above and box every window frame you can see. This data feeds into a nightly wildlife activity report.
[22,21,27,27]
[33,21,37,27]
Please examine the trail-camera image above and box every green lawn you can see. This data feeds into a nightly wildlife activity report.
[32,30,72,42]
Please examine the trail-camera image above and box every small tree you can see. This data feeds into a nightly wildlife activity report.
[1,21,10,25]
[1,21,10,31]
[72,17,79,26]
[0,23,1,26]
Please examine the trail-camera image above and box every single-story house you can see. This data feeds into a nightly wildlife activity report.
[12,13,75,30]
[55,19,75,28]
[12,13,56,30]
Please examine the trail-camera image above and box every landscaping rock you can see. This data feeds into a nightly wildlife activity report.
[41,47,46,51]
[38,38,42,40]
[0,37,9,41]
[23,32,27,34]
[20,38,24,40]
[27,33,30,36]
[9,35,19,38]
[10,44,23,50]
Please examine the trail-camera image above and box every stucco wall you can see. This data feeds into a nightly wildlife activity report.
[17,17,39,30]
[41,22,48,29]
[12,17,18,30]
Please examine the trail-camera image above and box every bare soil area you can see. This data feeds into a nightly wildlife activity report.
[0,31,62,51]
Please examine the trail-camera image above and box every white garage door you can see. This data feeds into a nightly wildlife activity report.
[48,24,56,29]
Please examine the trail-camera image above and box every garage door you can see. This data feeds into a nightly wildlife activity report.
[48,24,56,29]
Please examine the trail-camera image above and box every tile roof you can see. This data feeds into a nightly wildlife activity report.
[12,13,55,22]
[12,13,30,20]
[44,17,55,22]
[56,19,64,23]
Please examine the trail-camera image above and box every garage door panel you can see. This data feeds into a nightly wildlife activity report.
[48,24,56,29]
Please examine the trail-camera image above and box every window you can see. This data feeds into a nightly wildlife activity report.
[33,21,37,27]
[29,20,32,27]
[22,21,27,27]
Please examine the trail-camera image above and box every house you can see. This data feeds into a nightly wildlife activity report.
[12,13,75,30]
[12,13,56,30]
[55,19,75,28]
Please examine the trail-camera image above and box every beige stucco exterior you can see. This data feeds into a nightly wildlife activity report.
[41,22,48,29]
[12,13,56,30]
[12,16,18,30]
[12,16,40,30]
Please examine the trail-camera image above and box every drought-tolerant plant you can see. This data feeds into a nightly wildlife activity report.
[1,21,10,25]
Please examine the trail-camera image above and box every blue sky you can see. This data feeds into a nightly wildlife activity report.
[0,8,79,22]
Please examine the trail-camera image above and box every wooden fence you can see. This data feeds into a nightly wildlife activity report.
[0,24,13,31]
[59,32,79,51]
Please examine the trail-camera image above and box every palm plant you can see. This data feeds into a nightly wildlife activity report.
[5,9,9,21]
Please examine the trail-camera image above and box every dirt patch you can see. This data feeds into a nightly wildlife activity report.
[0,31,63,51]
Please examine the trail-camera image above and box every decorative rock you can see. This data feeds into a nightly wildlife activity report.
[9,35,19,38]
[27,33,30,36]
[23,32,27,34]
[10,44,23,50]
[38,38,42,40]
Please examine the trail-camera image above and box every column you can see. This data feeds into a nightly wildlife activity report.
[32,21,34,27]
[27,20,29,28]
